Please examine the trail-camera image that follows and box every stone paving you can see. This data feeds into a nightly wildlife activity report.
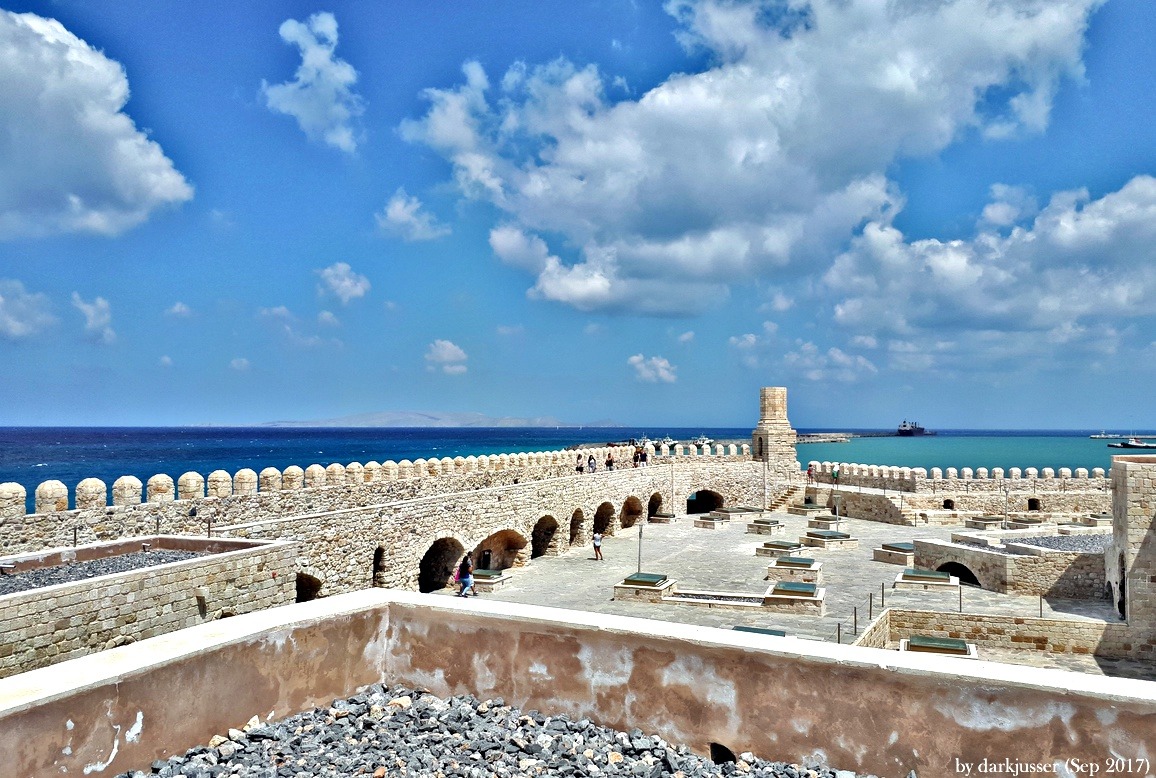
[453,508,1154,680]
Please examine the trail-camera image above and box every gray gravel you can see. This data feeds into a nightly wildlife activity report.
[1012,535,1111,553]
[117,685,893,778]
[0,550,205,596]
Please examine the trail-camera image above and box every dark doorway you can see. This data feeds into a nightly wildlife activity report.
[709,743,736,764]
[1027,497,1041,512]
[620,497,644,529]
[570,509,584,545]
[372,547,387,587]
[296,572,322,602]
[647,493,663,518]
[1118,553,1127,620]
[473,529,529,570]
[531,515,559,558]
[593,502,615,534]
[942,499,955,510]
[686,489,724,515]
[936,562,980,587]
[480,549,493,569]
[418,537,465,593]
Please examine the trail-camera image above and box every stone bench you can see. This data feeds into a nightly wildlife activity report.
[755,540,804,558]
[765,556,822,585]
[893,567,959,591]
[872,541,915,566]
[900,635,977,659]
[800,530,858,550]
[613,572,675,602]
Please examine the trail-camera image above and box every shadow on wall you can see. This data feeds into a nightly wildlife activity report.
[296,572,323,602]
[570,509,584,545]
[687,490,724,515]
[620,497,644,529]
[593,502,615,535]
[647,493,662,517]
[418,537,465,593]
[531,516,559,558]
[935,562,981,587]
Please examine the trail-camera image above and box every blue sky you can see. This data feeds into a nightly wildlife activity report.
[1,0,1154,429]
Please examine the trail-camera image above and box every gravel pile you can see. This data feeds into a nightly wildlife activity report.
[0,550,205,596]
[118,685,888,778]
[1012,535,1111,553]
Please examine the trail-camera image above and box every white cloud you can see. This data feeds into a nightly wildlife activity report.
[0,11,192,239]
[677,331,694,344]
[165,302,192,318]
[230,357,250,371]
[404,0,1096,312]
[261,12,364,153]
[0,279,54,339]
[71,292,114,344]
[628,353,677,383]
[318,310,340,327]
[376,188,450,241]
[259,305,293,320]
[496,324,524,336]
[783,341,878,382]
[425,339,468,374]
[158,355,173,367]
[259,305,339,349]
[317,262,370,304]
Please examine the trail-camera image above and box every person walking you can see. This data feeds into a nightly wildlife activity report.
[457,553,477,597]
[592,531,604,561]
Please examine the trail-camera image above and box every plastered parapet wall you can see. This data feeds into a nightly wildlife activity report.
[1,590,1153,778]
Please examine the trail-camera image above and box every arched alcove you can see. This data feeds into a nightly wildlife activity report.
[942,499,955,510]
[295,572,322,603]
[474,529,529,570]
[619,496,644,529]
[647,493,663,518]
[569,509,584,545]
[372,546,388,587]
[936,562,980,587]
[418,537,465,593]
[593,502,615,534]
[531,515,560,558]
[1027,497,1041,512]
[686,489,724,515]
[709,743,736,764]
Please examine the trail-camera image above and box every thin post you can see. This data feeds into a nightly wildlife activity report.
[853,606,858,634]
[1039,594,1043,618]
[762,457,767,510]
[959,585,963,613]
[155,516,161,535]
[836,622,842,644]
[637,522,643,575]
[869,593,873,620]
[207,517,212,538]
[73,526,78,547]
[881,581,885,607]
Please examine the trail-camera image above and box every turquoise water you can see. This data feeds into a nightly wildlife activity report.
[797,430,1151,474]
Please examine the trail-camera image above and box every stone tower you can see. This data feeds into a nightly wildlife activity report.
[1108,455,1156,654]
[750,387,798,474]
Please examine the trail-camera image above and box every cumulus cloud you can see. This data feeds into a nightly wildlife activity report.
[783,341,878,382]
[425,339,468,374]
[261,12,364,153]
[628,354,677,383]
[230,357,250,371]
[317,262,370,304]
[0,279,54,339]
[677,331,694,344]
[376,188,450,241]
[318,310,340,327]
[165,302,192,317]
[71,292,115,344]
[823,175,1156,374]
[403,0,1096,312]
[0,10,192,239]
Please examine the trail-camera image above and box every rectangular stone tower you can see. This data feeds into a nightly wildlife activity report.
[1109,455,1156,655]
[751,386,798,476]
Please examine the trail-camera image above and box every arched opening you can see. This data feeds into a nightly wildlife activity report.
[942,499,955,510]
[1118,553,1127,620]
[620,496,644,529]
[473,529,529,570]
[1027,497,1041,512]
[593,502,615,534]
[418,537,465,593]
[936,562,980,587]
[647,493,663,518]
[295,572,322,602]
[531,515,559,558]
[709,743,736,764]
[686,489,724,515]
[569,509,584,545]
[372,546,388,587]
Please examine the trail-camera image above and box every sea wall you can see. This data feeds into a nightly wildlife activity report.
[2,590,1154,778]
[0,536,296,679]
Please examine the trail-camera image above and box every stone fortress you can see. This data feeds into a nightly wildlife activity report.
[1,387,1154,777]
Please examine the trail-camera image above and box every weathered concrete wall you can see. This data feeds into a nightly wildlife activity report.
[0,537,296,679]
[2,590,1153,778]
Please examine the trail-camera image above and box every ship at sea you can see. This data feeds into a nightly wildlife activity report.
[896,420,935,437]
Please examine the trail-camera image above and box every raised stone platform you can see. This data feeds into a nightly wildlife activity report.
[807,516,844,530]
[765,556,822,585]
[746,519,786,536]
[787,503,829,516]
[762,581,826,615]
[648,513,678,524]
[1077,512,1113,527]
[900,635,978,659]
[872,541,915,566]
[472,569,514,593]
[1006,518,1055,531]
[964,516,1004,530]
[693,518,728,529]
[893,568,960,591]
[612,573,675,602]
[755,540,804,558]
[800,530,858,550]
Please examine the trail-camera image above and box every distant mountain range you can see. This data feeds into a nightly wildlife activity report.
[262,411,620,428]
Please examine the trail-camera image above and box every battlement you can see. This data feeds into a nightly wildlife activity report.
[807,460,1109,493]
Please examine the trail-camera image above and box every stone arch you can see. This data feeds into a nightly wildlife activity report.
[1027,497,1041,512]
[418,537,465,593]
[709,743,737,764]
[942,498,955,510]
[372,546,388,587]
[686,489,724,515]
[647,492,663,518]
[593,502,616,535]
[569,509,585,545]
[531,515,561,558]
[936,562,980,587]
[619,496,644,529]
[296,572,323,603]
[474,529,529,570]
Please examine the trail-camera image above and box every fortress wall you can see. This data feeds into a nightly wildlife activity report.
[0,537,296,680]
[2,590,1154,778]
[914,540,1107,598]
[808,460,1110,498]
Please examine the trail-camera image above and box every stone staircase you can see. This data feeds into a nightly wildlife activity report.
[768,485,804,512]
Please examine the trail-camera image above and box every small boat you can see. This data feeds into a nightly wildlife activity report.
[1090,431,1126,439]
[1107,438,1156,449]
[637,435,652,448]
[659,436,675,447]
[693,435,714,446]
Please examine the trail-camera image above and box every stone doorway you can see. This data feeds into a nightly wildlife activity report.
[686,489,724,515]
[531,515,560,558]
[418,537,465,593]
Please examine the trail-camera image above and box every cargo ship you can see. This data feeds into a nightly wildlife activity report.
[897,420,934,437]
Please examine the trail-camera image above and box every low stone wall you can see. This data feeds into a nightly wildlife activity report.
[914,539,1107,598]
[0,536,296,678]
[859,608,1135,659]
[2,590,1154,778]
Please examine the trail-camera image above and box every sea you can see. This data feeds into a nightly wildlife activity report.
[0,426,1150,511]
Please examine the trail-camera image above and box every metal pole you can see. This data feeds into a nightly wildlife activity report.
[762,457,767,510]
[881,581,885,607]
[869,593,873,620]
[1039,594,1043,618]
[73,526,78,547]
[959,585,963,613]
[837,623,841,644]
[637,522,643,575]
[853,606,858,634]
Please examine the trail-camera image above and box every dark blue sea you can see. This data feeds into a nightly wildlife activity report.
[0,426,1148,511]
